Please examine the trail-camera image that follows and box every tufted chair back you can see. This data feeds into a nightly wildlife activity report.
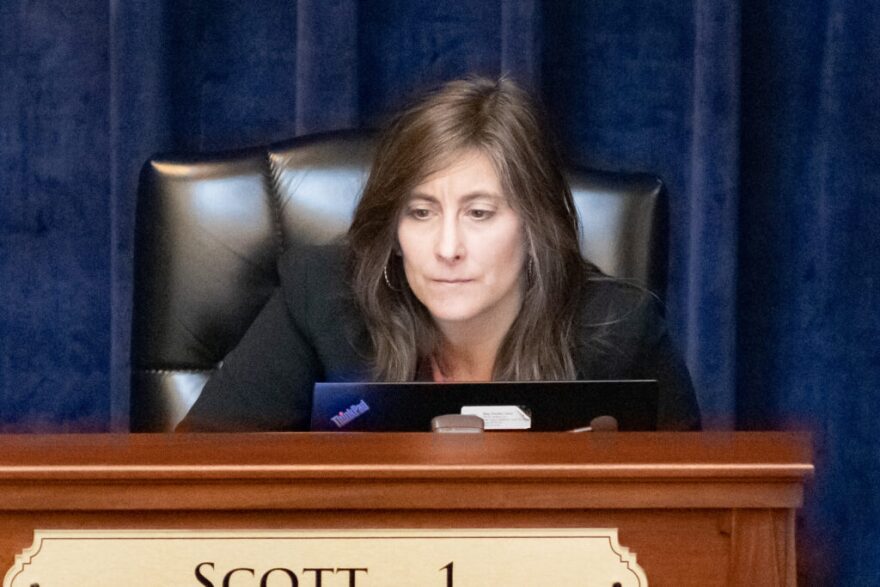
[130,130,666,431]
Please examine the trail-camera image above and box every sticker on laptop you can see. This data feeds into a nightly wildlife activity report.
[460,405,532,430]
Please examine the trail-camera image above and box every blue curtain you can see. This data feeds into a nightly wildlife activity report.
[1,0,878,582]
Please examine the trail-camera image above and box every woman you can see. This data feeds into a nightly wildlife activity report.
[178,76,701,432]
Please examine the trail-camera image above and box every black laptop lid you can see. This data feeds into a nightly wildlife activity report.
[310,380,658,432]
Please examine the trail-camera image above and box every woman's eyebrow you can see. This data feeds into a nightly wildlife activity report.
[408,191,503,203]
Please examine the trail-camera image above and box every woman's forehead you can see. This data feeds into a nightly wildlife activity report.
[411,148,503,192]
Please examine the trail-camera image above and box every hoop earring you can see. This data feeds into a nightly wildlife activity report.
[384,261,399,291]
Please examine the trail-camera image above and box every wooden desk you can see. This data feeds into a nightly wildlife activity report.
[0,432,812,586]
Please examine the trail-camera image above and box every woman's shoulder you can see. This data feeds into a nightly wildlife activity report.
[574,273,668,356]
[276,241,355,309]
[276,240,357,323]
[276,240,368,362]
[579,273,660,320]
[278,240,348,282]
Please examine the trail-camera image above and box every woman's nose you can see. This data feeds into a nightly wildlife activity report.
[435,217,464,262]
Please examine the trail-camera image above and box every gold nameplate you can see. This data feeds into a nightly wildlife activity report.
[5,528,648,586]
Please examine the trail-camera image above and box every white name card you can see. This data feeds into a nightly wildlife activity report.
[4,528,648,586]
[460,405,532,429]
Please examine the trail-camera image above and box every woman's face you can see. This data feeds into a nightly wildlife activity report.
[396,149,527,334]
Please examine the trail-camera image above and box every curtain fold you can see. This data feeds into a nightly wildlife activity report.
[295,0,360,133]
[500,0,542,90]
[737,1,880,582]
[108,0,175,431]
[683,1,740,428]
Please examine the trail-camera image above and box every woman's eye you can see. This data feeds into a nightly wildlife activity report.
[469,209,494,220]
[409,208,432,220]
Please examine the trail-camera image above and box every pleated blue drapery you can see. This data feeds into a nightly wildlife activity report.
[1,0,878,583]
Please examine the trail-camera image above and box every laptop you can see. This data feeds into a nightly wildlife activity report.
[309,380,658,432]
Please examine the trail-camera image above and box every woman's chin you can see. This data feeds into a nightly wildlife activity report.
[425,305,483,327]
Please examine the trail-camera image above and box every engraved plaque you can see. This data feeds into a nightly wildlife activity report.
[4,528,648,586]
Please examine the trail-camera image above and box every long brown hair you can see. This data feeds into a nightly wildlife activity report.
[347,76,590,381]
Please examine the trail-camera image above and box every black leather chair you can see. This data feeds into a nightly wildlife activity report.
[130,130,667,432]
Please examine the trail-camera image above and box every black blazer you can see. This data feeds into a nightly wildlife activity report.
[179,243,701,431]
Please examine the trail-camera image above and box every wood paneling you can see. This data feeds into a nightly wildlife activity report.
[0,432,812,586]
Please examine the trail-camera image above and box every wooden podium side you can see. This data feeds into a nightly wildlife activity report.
[0,432,812,586]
